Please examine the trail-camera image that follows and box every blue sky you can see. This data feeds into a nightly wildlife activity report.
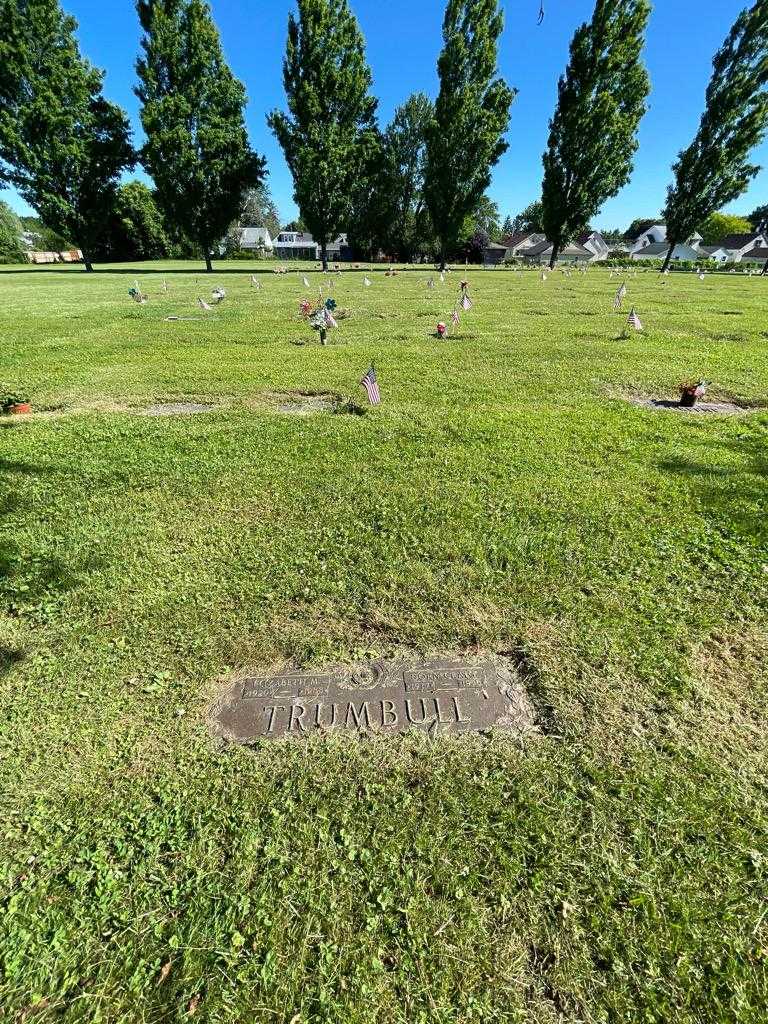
[5,0,767,231]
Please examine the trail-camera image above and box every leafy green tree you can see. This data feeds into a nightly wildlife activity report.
[282,218,308,233]
[92,181,171,262]
[239,183,281,238]
[747,203,768,230]
[19,216,72,251]
[541,0,650,268]
[347,132,390,260]
[0,0,134,271]
[379,93,434,261]
[472,194,501,238]
[598,227,625,245]
[0,199,25,264]
[661,0,768,273]
[511,200,544,234]
[699,211,754,244]
[136,0,265,272]
[268,0,378,272]
[501,214,514,236]
[424,0,515,269]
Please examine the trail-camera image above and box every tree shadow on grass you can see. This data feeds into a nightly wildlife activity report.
[0,646,24,678]
[0,458,80,615]
[658,435,768,545]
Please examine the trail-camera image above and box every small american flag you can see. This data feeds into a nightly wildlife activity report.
[627,307,643,331]
[452,308,460,326]
[303,276,310,288]
[197,297,212,311]
[360,366,381,405]
[613,283,627,310]
[461,294,473,311]
[364,276,371,287]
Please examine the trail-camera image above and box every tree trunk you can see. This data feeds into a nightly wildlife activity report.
[82,255,94,272]
[762,258,768,277]
[660,243,674,274]
[321,242,328,273]
[438,247,446,271]
[204,251,213,273]
[548,242,560,270]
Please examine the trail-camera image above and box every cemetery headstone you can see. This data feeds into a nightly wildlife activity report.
[211,655,534,744]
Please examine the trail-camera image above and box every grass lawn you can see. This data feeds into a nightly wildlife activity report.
[1,259,767,1022]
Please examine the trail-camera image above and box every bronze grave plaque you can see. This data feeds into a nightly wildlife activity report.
[211,656,533,743]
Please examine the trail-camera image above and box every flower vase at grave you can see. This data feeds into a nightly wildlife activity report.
[679,380,708,407]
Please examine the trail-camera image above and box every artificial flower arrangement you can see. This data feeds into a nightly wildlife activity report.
[679,379,709,407]
[300,297,339,345]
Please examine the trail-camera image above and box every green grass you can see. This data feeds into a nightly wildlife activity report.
[1,260,767,1022]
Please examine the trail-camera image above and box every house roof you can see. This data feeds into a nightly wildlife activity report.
[576,230,604,244]
[716,233,763,250]
[634,242,673,256]
[699,245,727,256]
[740,247,768,260]
[240,227,271,246]
[502,231,544,249]
[625,221,665,241]
[524,240,591,257]
[484,242,508,251]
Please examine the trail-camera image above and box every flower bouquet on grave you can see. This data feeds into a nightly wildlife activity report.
[436,321,447,338]
[309,306,338,344]
[679,379,710,408]
[128,281,148,304]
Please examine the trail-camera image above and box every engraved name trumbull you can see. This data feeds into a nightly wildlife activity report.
[210,657,534,744]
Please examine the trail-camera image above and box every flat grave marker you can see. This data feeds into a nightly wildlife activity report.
[211,655,534,744]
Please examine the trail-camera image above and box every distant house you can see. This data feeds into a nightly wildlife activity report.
[698,245,730,264]
[627,223,667,253]
[274,231,319,260]
[502,231,546,259]
[522,240,593,265]
[630,241,700,262]
[577,230,610,262]
[326,234,353,262]
[738,246,768,268]
[239,227,273,252]
[713,233,767,262]
[273,231,353,261]
[482,242,508,266]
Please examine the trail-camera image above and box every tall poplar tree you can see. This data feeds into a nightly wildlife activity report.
[661,0,768,273]
[371,93,434,261]
[424,0,514,270]
[268,0,378,272]
[541,0,650,269]
[136,0,265,272]
[0,0,134,271]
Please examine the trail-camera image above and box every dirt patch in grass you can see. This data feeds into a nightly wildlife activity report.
[621,394,761,416]
[142,402,215,416]
[250,391,358,416]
